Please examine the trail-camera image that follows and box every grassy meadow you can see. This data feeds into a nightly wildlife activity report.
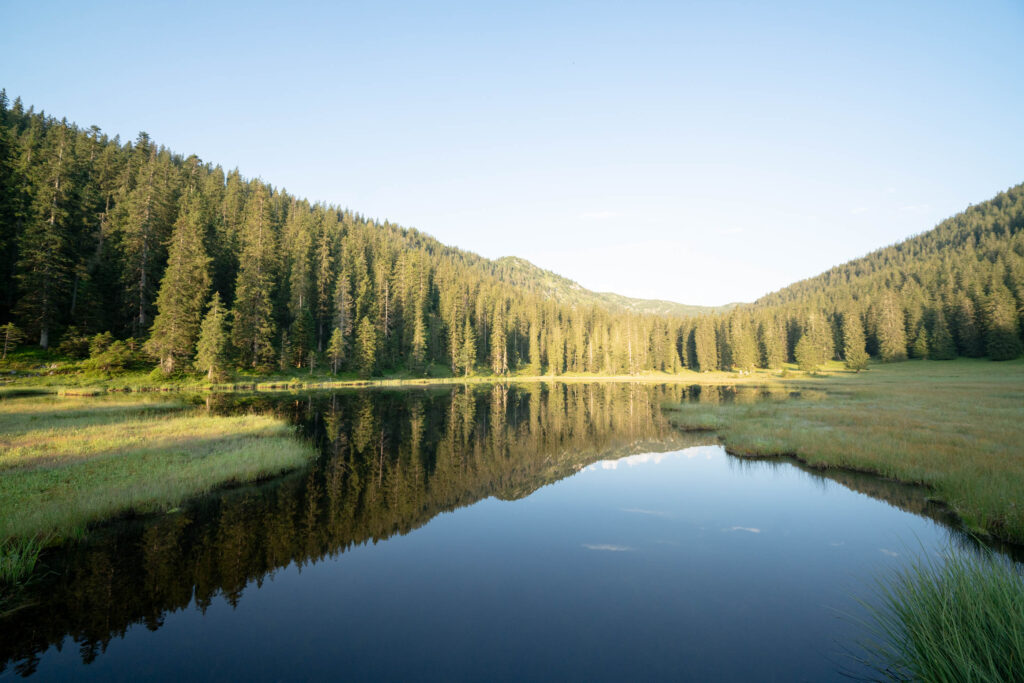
[0,394,314,584]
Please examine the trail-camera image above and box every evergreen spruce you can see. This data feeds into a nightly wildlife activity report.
[144,192,211,373]
[984,285,1023,360]
[194,292,229,380]
[841,308,869,371]
[356,315,377,378]
[795,312,830,373]
[728,315,757,373]
[877,292,908,362]
[15,124,74,348]
[693,318,718,372]
[490,302,508,375]
[929,308,957,360]
[327,328,345,375]
[460,317,477,376]
[231,182,277,369]
[1,322,24,360]
[910,327,929,359]
[952,293,984,357]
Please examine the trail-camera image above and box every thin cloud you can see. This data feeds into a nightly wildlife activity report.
[583,544,633,552]
[621,508,670,517]
[724,526,761,534]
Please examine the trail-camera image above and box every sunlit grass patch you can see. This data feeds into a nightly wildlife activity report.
[0,394,316,561]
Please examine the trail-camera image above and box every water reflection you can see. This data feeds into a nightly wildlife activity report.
[0,383,1014,679]
[1,384,714,673]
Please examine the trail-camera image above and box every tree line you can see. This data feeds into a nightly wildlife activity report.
[1,92,1021,377]
[0,93,688,378]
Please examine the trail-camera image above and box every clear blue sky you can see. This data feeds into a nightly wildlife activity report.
[3,1,1022,305]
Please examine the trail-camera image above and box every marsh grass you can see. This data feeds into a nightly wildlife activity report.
[0,537,44,586]
[0,394,315,555]
[663,359,1024,543]
[856,548,1024,682]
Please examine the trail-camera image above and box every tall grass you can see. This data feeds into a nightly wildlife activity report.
[0,537,44,586]
[858,548,1024,682]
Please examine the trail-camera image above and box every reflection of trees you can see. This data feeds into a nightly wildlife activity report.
[0,383,712,672]
[5,381,1002,675]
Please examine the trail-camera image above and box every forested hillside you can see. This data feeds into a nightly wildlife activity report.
[691,183,1024,372]
[1,91,1020,380]
[0,93,688,378]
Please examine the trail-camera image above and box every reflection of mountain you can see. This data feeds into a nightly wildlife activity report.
[0,383,713,675]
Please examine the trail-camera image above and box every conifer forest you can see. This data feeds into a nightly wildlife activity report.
[2,92,1021,380]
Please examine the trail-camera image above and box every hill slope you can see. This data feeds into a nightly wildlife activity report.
[0,93,690,377]
[492,256,734,317]
[680,183,1024,372]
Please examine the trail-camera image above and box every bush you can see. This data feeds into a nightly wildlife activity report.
[82,333,133,373]
[56,327,92,359]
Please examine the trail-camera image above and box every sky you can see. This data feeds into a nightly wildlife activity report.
[2,1,1023,305]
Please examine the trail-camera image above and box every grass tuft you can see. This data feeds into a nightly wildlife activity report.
[857,548,1024,682]
[0,537,44,587]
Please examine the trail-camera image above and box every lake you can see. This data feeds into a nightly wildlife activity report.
[0,383,996,680]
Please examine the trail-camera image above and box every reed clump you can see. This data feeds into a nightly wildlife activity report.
[858,548,1024,682]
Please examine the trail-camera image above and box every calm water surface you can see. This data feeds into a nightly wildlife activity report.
[0,384,995,681]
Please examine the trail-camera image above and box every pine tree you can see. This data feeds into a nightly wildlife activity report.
[729,315,757,373]
[841,308,869,371]
[758,316,786,369]
[909,327,929,359]
[984,285,1023,361]
[327,328,345,374]
[876,292,908,362]
[356,315,377,377]
[547,321,564,375]
[460,317,477,376]
[1,322,24,360]
[929,308,957,360]
[490,302,508,375]
[693,318,717,372]
[145,192,210,373]
[112,138,175,336]
[231,182,277,369]
[278,330,291,372]
[528,320,541,375]
[194,292,229,380]
[952,293,984,357]
[15,123,74,347]
[410,301,427,372]
[332,272,353,370]
[795,312,829,373]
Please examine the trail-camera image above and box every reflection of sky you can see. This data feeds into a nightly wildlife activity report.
[590,445,719,470]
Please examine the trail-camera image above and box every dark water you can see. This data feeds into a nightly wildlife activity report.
[0,383,992,681]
